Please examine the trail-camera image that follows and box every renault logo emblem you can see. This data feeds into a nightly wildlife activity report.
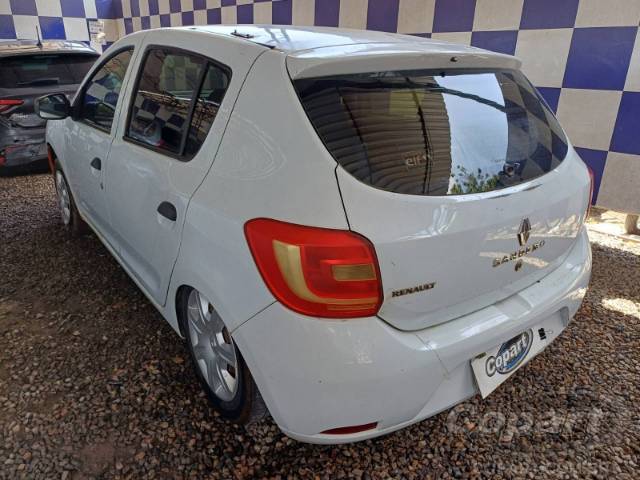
[517,218,531,247]
[492,217,545,270]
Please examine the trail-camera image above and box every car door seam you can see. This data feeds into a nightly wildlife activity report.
[161,48,272,308]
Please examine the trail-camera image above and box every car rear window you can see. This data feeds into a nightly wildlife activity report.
[0,54,97,88]
[294,69,569,196]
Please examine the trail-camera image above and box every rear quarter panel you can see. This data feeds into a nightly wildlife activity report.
[167,49,350,333]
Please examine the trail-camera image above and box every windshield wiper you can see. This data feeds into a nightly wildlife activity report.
[17,78,60,87]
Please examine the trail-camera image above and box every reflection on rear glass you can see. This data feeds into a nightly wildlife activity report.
[295,69,568,196]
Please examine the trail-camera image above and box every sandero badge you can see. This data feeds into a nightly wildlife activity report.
[485,330,533,376]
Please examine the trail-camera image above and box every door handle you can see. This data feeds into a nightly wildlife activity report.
[90,157,101,170]
[157,201,177,222]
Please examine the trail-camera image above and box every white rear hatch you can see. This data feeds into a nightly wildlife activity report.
[290,44,591,331]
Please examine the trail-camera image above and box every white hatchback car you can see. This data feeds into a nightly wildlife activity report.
[37,26,592,444]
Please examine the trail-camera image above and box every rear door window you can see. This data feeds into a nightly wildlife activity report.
[294,69,569,196]
[0,54,97,88]
[126,48,230,158]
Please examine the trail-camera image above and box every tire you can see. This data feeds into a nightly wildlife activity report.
[625,214,639,235]
[179,287,267,424]
[54,167,87,236]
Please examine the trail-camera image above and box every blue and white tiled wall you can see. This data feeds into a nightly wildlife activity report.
[1,0,639,213]
[0,1,122,50]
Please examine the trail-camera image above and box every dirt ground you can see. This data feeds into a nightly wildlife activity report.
[1,174,638,479]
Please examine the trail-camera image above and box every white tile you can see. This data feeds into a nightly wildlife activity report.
[63,17,89,41]
[159,0,171,15]
[133,16,142,31]
[0,2,11,14]
[575,0,640,27]
[194,9,208,25]
[35,0,61,17]
[140,0,149,17]
[339,0,368,30]
[83,0,97,18]
[473,0,523,31]
[556,89,622,151]
[624,29,640,92]
[121,0,131,17]
[170,12,182,26]
[221,5,236,24]
[292,0,315,26]
[181,0,194,12]
[597,152,640,213]
[150,15,161,28]
[103,18,119,40]
[206,0,222,8]
[253,1,272,24]
[397,0,435,33]
[431,31,472,45]
[515,28,573,88]
[13,15,39,39]
[237,0,254,5]
[116,18,126,37]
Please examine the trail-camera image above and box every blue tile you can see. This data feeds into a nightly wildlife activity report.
[124,17,133,33]
[611,92,640,155]
[0,15,16,39]
[39,17,66,39]
[149,0,159,15]
[536,87,561,113]
[141,15,151,29]
[113,0,123,19]
[367,0,399,32]
[193,0,206,10]
[433,0,476,33]
[206,8,221,24]
[315,0,340,27]
[272,0,292,24]
[237,4,253,24]
[169,0,181,13]
[221,0,236,6]
[471,30,518,55]
[182,11,194,25]
[130,0,140,17]
[520,0,578,29]
[95,0,116,19]
[9,0,36,16]
[563,27,637,91]
[159,14,171,27]
[574,147,607,203]
[61,0,85,18]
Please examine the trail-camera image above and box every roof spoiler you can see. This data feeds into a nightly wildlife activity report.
[286,43,522,80]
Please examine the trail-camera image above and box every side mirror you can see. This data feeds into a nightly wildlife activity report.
[35,93,70,120]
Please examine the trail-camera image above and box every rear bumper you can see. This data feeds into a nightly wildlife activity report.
[233,227,592,444]
[0,124,47,168]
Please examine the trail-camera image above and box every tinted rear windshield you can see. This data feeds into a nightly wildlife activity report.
[0,54,97,88]
[294,69,569,196]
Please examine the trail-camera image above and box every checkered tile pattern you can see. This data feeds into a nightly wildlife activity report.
[1,0,638,212]
[0,1,121,51]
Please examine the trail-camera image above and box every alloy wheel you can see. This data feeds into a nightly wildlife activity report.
[55,171,71,225]
[187,289,239,402]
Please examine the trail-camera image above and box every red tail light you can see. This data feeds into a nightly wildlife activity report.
[0,99,24,113]
[244,219,383,318]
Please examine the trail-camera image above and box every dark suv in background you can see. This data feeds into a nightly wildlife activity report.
[0,40,99,174]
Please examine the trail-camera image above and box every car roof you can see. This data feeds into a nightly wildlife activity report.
[0,40,99,57]
[174,25,488,55]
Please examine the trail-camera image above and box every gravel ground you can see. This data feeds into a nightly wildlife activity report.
[1,174,638,480]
